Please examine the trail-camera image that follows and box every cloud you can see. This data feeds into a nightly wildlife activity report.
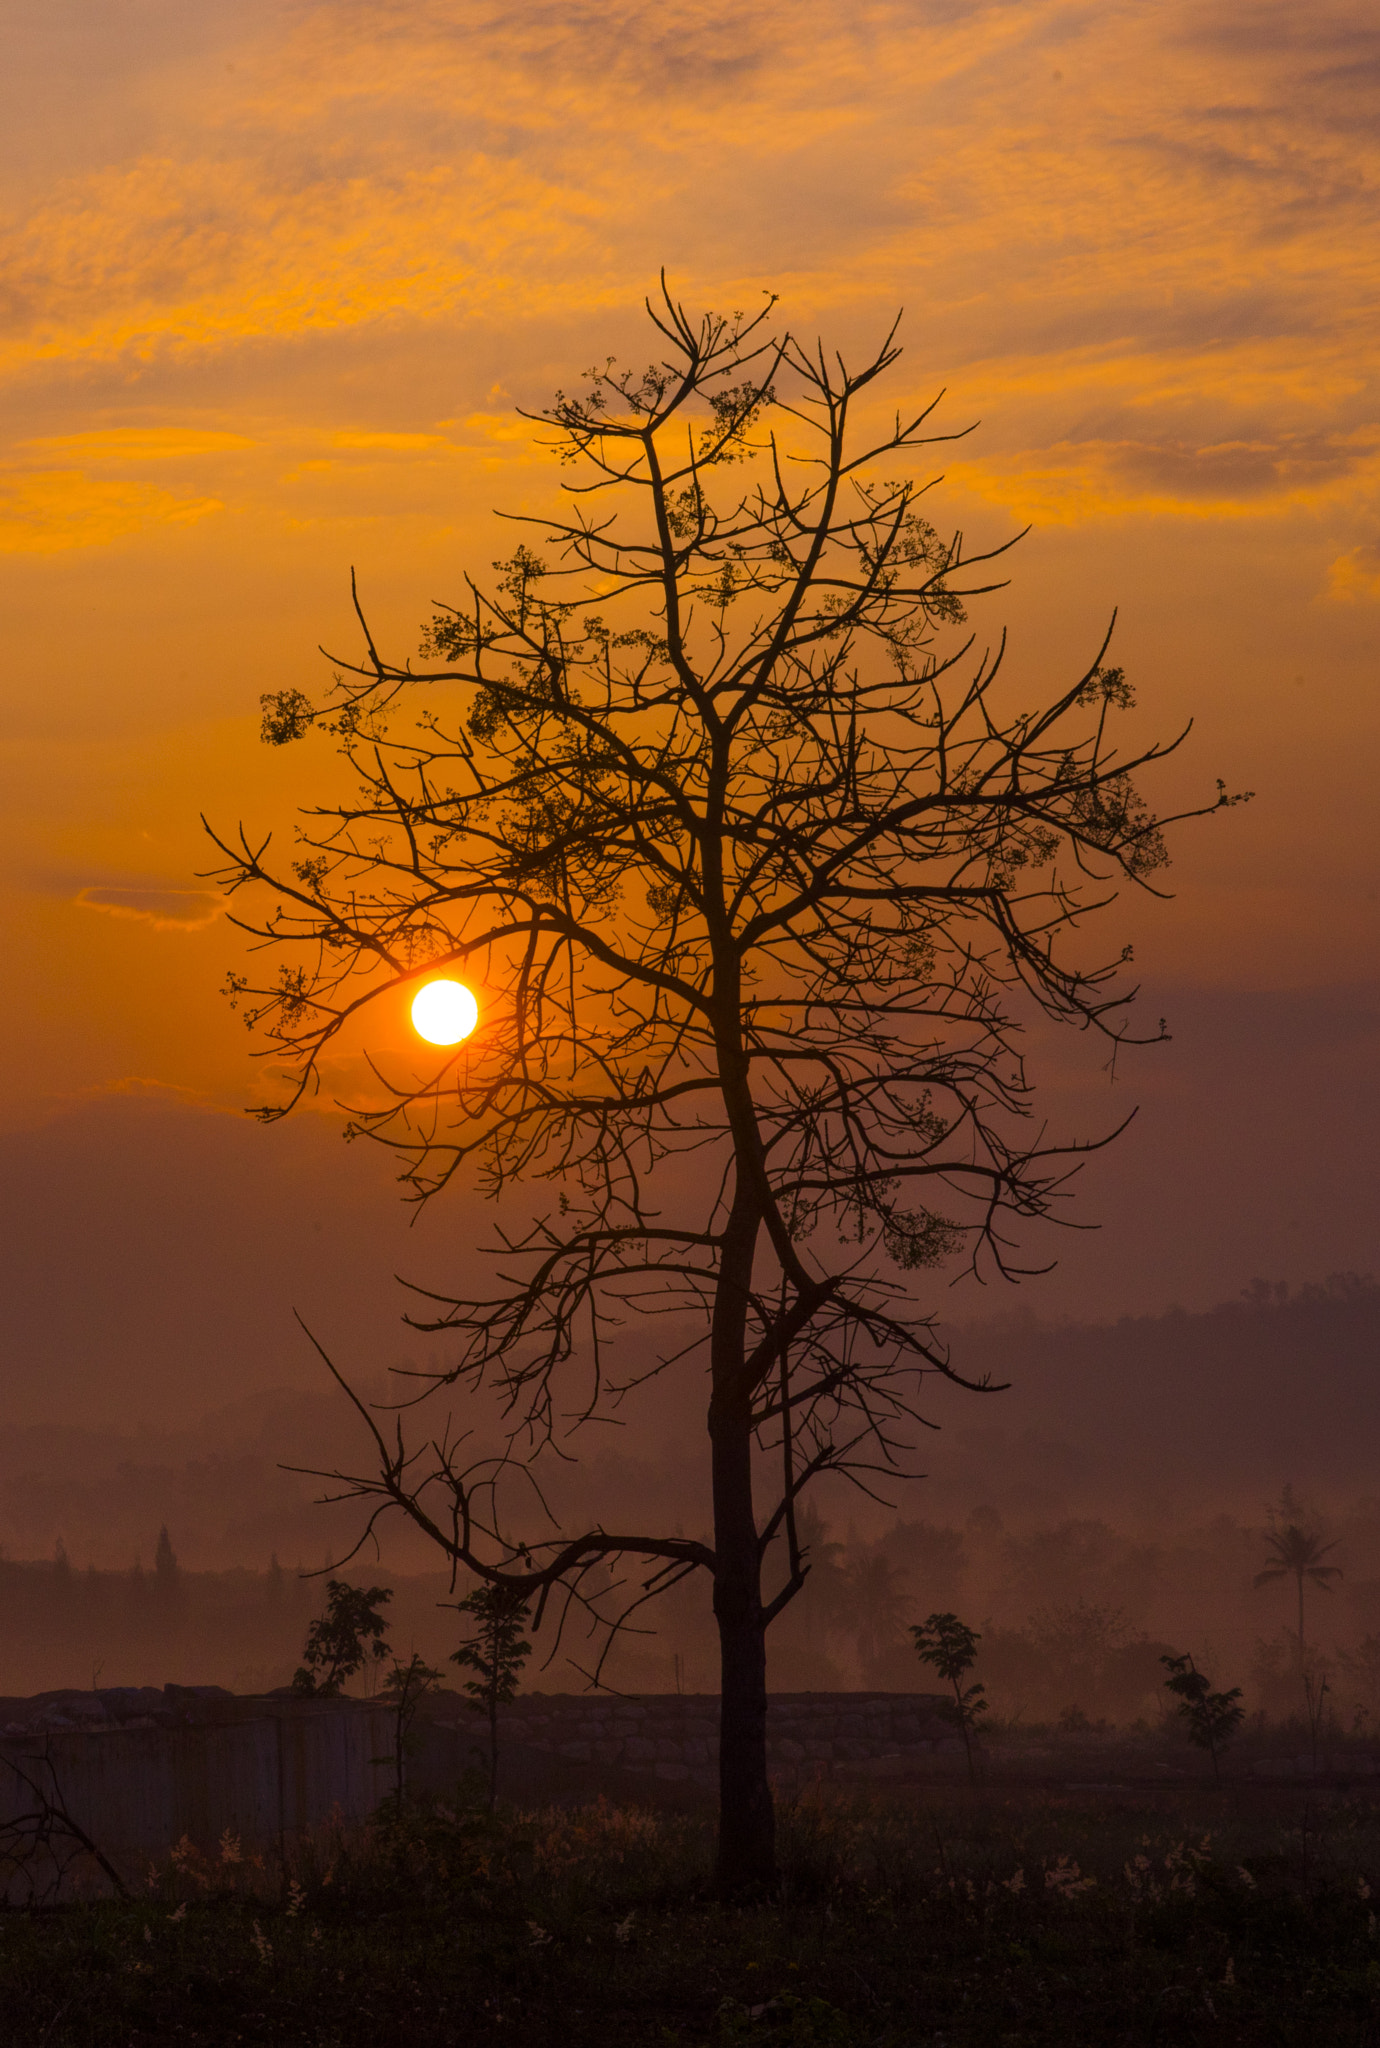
[83,1076,209,1104]
[1176,0,1380,66]
[0,154,614,378]
[21,430,256,462]
[949,427,1380,524]
[1,0,1372,390]
[1,0,1375,571]
[75,886,227,932]
[330,431,449,451]
[1325,542,1380,601]
[0,471,221,551]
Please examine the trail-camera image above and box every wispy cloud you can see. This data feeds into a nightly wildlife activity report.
[0,154,611,377]
[951,427,1380,524]
[21,430,256,462]
[0,471,222,551]
[75,886,227,932]
[1325,542,1380,601]
[330,431,449,452]
[3,0,1376,407]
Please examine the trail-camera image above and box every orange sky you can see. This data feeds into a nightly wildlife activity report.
[0,0,1376,1422]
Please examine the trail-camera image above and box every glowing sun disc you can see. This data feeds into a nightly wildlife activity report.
[411,978,479,1046]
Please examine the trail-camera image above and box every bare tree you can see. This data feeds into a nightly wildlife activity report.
[207,280,1238,1890]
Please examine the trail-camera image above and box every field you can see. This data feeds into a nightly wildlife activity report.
[6,1769,1380,2047]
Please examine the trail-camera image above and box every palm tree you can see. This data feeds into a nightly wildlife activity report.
[1254,1505,1342,1663]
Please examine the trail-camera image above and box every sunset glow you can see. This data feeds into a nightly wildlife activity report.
[0,0,1375,1398]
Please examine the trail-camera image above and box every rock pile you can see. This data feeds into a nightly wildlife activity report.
[1,1685,234,1737]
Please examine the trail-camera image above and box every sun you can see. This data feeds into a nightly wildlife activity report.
[410,978,479,1046]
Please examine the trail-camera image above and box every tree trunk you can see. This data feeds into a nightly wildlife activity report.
[951,1676,976,1785]
[711,1400,774,1892]
[710,1183,775,1894]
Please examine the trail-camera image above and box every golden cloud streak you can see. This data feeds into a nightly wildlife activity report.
[0,471,222,552]
[0,156,612,377]
[21,430,257,463]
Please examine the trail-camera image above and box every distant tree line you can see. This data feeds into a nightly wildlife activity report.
[3,1486,1376,1743]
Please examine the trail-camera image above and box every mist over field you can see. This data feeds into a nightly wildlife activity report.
[5,1272,1376,1729]
[2,959,1376,1732]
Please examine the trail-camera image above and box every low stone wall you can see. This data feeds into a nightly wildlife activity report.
[426,1693,959,1792]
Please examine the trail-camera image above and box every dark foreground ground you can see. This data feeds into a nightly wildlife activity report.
[6,1776,1380,2047]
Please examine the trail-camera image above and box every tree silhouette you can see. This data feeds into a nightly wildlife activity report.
[380,1652,444,1809]
[208,281,1237,1890]
[1254,1494,1341,1664]
[291,1580,392,1697]
[910,1611,987,1782]
[451,1583,533,1810]
[1161,1652,1244,1783]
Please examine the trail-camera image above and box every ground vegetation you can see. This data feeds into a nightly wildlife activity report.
[6,1787,1380,2044]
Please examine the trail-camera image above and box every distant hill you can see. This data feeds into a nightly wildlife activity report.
[1,1278,1375,1572]
[918,1272,1380,1521]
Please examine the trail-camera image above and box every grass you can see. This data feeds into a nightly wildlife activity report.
[6,1784,1380,2045]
